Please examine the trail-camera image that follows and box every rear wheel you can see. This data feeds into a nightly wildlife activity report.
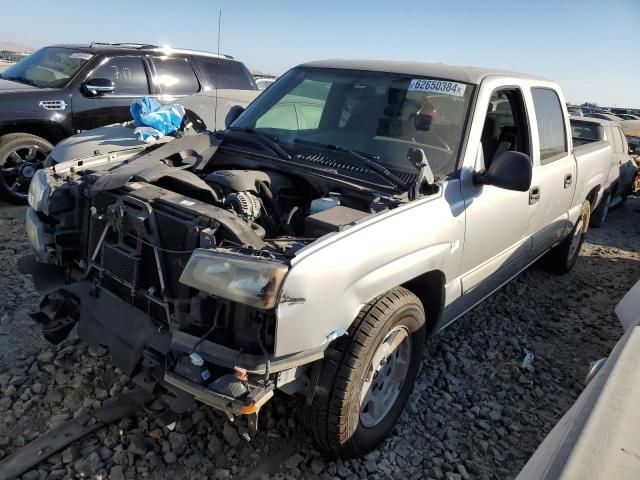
[544,201,590,273]
[302,287,426,458]
[0,133,53,204]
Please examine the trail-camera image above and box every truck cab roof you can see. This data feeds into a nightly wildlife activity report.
[299,59,548,85]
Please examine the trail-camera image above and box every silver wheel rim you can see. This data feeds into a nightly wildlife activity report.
[1,145,48,198]
[568,216,584,260]
[359,325,412,428]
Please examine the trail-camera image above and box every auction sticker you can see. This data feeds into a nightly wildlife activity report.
[409,78,466,97]
[70,53,93,60]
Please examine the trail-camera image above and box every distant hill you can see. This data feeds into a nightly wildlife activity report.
[0,41,33,52]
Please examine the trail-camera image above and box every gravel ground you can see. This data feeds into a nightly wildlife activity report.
[0,196,639,480]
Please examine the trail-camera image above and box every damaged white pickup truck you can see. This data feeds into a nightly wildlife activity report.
[20,60,611,458]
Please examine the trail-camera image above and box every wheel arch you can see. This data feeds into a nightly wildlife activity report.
[401,269,445,335]
[586,185,601,210]
[0,122,68,145]
[276,240,456,357]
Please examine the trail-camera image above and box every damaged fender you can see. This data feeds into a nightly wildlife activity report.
[275,183,465,356]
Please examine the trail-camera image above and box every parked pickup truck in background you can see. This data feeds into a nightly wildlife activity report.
[570,116,639,226]
[0,42,257,203]
[20,59,612,458]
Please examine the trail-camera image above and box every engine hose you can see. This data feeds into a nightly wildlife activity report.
[258,181,283,222]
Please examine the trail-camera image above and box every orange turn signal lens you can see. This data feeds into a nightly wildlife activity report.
[237,402,257,414]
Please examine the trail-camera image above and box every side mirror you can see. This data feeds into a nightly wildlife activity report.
[474,150,532,192]
[83,78,115,96]
[225,105,245,128]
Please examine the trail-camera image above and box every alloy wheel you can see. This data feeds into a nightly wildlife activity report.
[359,325,412,428]
[0,145,48,199]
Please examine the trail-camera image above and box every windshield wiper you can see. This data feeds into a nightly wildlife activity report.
[227,127,292,160]
[293,139,409,190]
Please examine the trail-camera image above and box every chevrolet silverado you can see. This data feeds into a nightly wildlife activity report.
[20,60,611,457]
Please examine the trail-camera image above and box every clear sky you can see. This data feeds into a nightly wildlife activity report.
[3,0,639,107]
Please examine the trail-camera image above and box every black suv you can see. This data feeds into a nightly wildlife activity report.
[0,42,257,203]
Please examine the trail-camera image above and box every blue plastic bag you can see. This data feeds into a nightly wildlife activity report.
[134,126,165,144]
[130,96,186,142]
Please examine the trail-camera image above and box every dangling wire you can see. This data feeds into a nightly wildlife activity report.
[190,302,223,354]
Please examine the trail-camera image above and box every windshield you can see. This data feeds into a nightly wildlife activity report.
[0,47,93,88]
[232,67,474,178]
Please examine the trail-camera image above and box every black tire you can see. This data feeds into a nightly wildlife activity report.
[0,133,53,204]
[590,190,611,227]
[544,201,590,274]
[302,287,426,458]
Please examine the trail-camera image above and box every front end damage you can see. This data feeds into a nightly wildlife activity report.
[23,190,318,427]
[19,139,386,428]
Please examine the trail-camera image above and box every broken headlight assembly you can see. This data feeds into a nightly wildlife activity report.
[28,169,51,214]
[179,249,288,309]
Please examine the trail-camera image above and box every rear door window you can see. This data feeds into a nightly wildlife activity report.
[195,57,257,90]
[570,121,602,143]
[151,57,200,95]
[531,88,567,164]
[88,56,149,95]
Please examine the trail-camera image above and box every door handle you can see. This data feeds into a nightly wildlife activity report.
[564,173,573,188]
[529,186,540,205]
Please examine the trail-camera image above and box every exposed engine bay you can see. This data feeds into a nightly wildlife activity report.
[24,132,415,418]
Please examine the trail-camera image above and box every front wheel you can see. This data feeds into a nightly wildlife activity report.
[0,133,53,204]
[302,287,426,458]
[544,201,590,273]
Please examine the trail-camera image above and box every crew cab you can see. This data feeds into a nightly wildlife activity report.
[0,42,257,203]
[570,116,638,225]
[20,60,611,458]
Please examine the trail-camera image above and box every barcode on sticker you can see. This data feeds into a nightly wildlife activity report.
[409,79,466,97]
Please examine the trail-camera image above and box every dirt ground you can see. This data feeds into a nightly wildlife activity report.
[0,196,639,480]
[0,61,13,73]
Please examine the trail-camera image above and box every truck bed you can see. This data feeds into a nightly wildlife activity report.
[572,139,612,207]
